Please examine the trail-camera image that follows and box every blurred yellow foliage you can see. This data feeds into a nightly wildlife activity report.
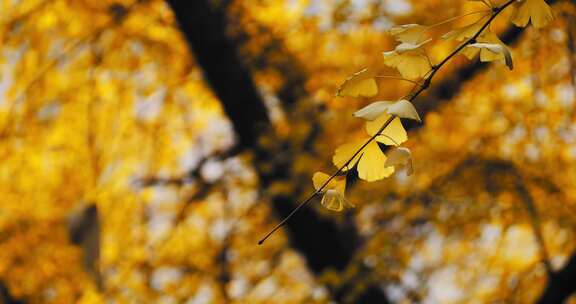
[0,0,574,303]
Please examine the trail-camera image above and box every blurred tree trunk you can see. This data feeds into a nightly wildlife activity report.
[537,252,576,304]
[164,0,268,149]
[0,283,24,304]
[165,0,388,302]
[68,204,101,289]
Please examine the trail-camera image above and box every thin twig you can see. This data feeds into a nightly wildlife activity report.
[258,0,517,245]
[425,9,491,30]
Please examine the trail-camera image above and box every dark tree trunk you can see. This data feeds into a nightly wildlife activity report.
[68,204,101,289]
[165,0,388,302]
[164,0,269,149]
[537,252,576,304]
[0,282,25,304]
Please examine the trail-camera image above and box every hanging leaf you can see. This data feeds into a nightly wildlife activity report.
[388,24,428,44]
[365,114,408,146]
[354,99,421,122]
[466,42,514,70]
[511,0,554,29]
[336,68,378,98]
[332,138,366,172]
[383,39,432,79]
[385,147,414,175]
[312,172,352,211]
[332,139,394,182]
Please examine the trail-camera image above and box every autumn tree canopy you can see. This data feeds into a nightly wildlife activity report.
[1,0,576,303]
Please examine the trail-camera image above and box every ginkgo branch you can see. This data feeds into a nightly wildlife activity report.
[259,0,517,245]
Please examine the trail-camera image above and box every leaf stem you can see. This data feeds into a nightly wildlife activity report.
[425,9,491,30]
[374,75,419,84]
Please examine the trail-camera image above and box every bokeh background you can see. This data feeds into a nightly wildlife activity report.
[1,0,576,303]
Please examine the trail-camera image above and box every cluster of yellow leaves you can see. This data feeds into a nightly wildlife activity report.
[314,87,419,210]
[313,0,554,212]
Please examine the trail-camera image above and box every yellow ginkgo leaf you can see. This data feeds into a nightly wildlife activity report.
[395,39,431,53]
[442,14,490,41]
[511,0,554,29]
[320,190,352,211]
[357,141,395,181]
[460,32,512,67]
[385,147,414,175]
[388,24,428,44]
[332,138,368,172]
[365,114,408,146]
[383,40,432,79]
[354,99,421,122]
[336,68,378,98]
[332,140,394,182]
[466,42,513,70]
[312,172,352,211]
[312,172,346,194]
